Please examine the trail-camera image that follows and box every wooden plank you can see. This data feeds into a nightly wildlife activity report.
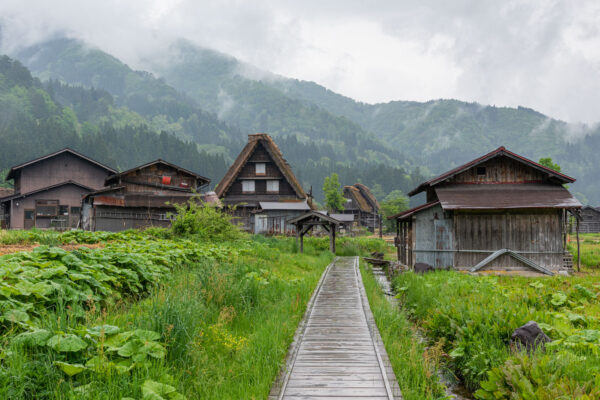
[271,257,400,399]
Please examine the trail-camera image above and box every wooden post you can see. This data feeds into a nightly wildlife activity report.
[576,217,581,272]
[379,214,382,238]
[295,228,299,251]
[330,223,336,254]
[300,223,305,253]
[562,209,567,251]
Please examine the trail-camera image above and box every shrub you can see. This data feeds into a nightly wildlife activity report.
[170,198,243,241]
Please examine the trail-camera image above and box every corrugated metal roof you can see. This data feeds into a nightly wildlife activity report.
[330,213,355,222]
[389,201,440,220]
[435,184,582,210]
[259,201,310,211]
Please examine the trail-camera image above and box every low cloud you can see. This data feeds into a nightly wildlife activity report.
[0,0,599,124]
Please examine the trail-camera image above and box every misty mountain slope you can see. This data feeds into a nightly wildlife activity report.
[0,55,229,183]
[13,38,243,147]
[144,40,599,168]
[146,40,404,166]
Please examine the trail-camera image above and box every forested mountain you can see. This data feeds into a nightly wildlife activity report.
[0,52,418,201]
[142,39,600,203]
[4,36,600,203]
[0,55,228,186]
[14,38,242,147]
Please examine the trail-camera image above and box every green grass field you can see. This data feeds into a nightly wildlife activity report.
[392,268,600,399]
[0,225,392,399]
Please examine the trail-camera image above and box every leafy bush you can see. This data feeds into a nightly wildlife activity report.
[170,199,243,241]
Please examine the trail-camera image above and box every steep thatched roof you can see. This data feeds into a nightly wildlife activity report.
[216,133,307,199]
[343,183,380,213]
[354,183,380,211]
[344,185,372,212]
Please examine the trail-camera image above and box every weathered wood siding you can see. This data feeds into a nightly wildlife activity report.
[119,164,197,192]
[579,207,600,233]
[19,152,109,193]
[453,209,564,271]
[413,204,453,268]
[447,156,547,184]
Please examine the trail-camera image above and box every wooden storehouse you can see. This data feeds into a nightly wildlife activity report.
[577,206,600,233]
[81,160,211,231]
[341,183,381,232]
[391,147,582,275]
[0,148,116,229]
[216,133,311,234]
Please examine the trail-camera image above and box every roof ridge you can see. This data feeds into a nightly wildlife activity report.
[408,147,576,196]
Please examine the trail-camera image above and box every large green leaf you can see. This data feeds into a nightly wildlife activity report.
[141,380,177,400]
[47,334,88,352]
[88,325,120,337]
[13,329,52,347]
[54,361,86,376]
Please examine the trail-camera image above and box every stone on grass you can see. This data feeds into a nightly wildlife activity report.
[511,321,551,352]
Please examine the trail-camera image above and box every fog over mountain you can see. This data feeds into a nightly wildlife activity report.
[0,1,600,204]
[1,0,600,124]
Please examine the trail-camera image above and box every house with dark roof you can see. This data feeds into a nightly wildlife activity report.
[81,160,212,231]
[216,133,311,233]
[0,148,116,229]
[341,183,381,232]
[390,147,582,275]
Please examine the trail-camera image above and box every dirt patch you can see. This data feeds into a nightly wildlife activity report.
[0,243,105,256]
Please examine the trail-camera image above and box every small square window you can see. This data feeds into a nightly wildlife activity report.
[242,180,255,193]
[255,163,266,175]
[267,180,279,192]
[476,167,486,176]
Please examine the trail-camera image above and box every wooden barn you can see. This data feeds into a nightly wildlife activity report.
[81,160,212,231]
[216,133,311,234]
[0,148,116,230]
[341,183,381,232]
[577,206,600,233]
[391,147,582,275]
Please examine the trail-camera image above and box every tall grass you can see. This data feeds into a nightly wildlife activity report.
[393,270,600,398]
[360,264,446,400]
[0,237,333,399]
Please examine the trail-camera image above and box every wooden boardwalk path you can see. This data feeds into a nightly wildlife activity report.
[270,256,402,399]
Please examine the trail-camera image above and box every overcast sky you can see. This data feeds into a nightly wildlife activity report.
[1,0,599,124]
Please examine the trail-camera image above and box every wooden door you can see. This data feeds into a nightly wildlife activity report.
[24,209,35,229]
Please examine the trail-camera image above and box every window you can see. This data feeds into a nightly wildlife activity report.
[24,210,34,220]
[36,200,58,217]
[255,163,266,175]
[59,205,69,216]
[476,167,486,176]
[267,180,279,192]
[70,207,81,215]
[242,180,255,193]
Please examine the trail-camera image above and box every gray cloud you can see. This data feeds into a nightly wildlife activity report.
[0,0,599,123]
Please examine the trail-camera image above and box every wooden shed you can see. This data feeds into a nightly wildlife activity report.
[216,133,311,232]
[391,147,582,275]
[577,206,600,233]
[82,160,211,231]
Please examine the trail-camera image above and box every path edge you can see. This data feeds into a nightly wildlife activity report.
[268,257,336,399]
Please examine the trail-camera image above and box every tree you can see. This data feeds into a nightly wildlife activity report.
[538,157,561,172]
[380,190,409,232]
[323,173,345,211]
[370,183,385,201]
